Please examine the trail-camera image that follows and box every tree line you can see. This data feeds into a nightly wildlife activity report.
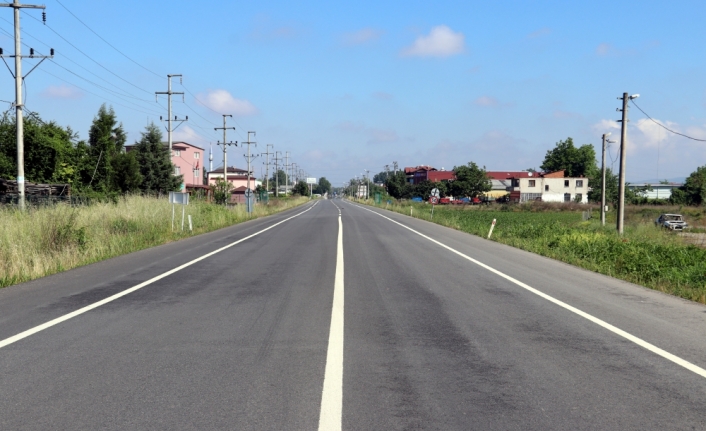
[0,104,180,198]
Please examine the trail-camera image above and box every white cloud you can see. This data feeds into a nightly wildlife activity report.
[373,91,393,100]
[475,96,499,107]
[41,85,82,99]
[342,27,383,45]
[196,90,258,116]
[336,121,365,133]
[595,43,613,56]
[401,25,465,58]
[367,128,398,144]
[173,125,208,147]
[527,27,551,39]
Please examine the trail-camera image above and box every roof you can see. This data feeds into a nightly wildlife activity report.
[627,183,683,188]
[231,186,248,193]
[427,171,456,181]
[124,141,205,151]
[404,165,437,174]
[486,171,535,180]
[209,166,249,174]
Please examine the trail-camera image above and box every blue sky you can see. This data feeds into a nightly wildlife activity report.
[1,0,705,185]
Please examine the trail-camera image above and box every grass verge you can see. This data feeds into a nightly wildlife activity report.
[363,199,706,304]
[0,196,309,289]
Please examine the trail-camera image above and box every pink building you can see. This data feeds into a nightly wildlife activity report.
[170,142,205,187]
[207,166,261,203]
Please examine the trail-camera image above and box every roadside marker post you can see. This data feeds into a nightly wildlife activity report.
[487,218,497,239]
[188,214,193,232]
[169,192,189,231]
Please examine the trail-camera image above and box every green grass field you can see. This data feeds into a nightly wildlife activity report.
[0,196,309,289]
[369,200,706,304]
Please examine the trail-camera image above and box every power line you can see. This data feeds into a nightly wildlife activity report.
[631,100,706,142]
[22,10,153,96]
[53,0,162,79]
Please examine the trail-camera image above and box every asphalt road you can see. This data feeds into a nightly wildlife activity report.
[1,199,706,430]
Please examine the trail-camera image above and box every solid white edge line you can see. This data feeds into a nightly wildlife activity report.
[346,201,706,380]
[318,209,344,431]
[0,201,320,350]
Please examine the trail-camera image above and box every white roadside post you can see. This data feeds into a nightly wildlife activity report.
[487,218,497,239]
[169,191,189,232]
[188,214,193,232]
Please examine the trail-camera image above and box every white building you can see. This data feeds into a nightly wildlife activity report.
[627,183,682,200]
[508,170,589,203]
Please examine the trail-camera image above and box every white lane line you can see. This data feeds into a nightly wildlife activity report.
[348,202,706,380]
[0,202,320,351]
[318,211,344,431]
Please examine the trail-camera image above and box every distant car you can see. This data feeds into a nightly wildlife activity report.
[439,197,451,205]
[655,214,687,231]
[411,196,423,202]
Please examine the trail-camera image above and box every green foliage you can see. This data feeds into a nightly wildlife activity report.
[269,169,287,191]
[83,105,127,192]
[413,180,447,200]
[677,165,706,205]
[43,211,88,252]
[132,123,182,193]
[450,162,491,197]
[540,137,598,179]
[293,180,310,196]
[314,177,332,195]
[210,178,232,204]
[384,171,413,199]
[110,152,142,193]
[373,171,391,183]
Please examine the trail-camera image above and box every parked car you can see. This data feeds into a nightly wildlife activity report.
[411,196,423,202]
[439,197,452,204]
[655,214,688,231]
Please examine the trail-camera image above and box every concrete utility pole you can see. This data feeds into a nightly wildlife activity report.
[365,169,370,200]
[263,144,273,193]
[393,161,398,174]
[0,1,54,210]
[209,143,213,173]
[155,74,187,156]
[243,131,257,194]
[214,115,236,205]
[616,92,638,234]
[284,151,290,195]
[273,151,281,197]
[601,133,616,227]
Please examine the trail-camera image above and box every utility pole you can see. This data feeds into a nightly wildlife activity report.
[601,132,616,226]
[365,168,370,200]
[209,143,213,173]
[284,151,290,196]
[393,161,398,174]
[273,151,281,197]
[243,131,257,194]
[263,144,273,193]
[616,92,638,234]
[155,74,187,156]
[214,115,236,205]
[0,1,54,210]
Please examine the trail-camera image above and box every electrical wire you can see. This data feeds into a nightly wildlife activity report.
[53,0,162,79]
[631,100,706,142]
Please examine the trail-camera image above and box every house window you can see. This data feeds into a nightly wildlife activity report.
[576,180,583,188]
[575,193,583,202]
[528,180,536,187]
[175,166,180,175]
[564,180,570,187]
[173,150,181,157]
[564,193,571,202]
[545,185,549,192]
[194,152,200,159]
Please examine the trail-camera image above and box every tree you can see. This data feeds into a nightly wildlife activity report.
[270,169,287,192]
[210,178,232,204]
[314,177,331,195]
[83,104,127,191]
[588,168,618,204]
[373,171,390,183]
[450,162,491,197]
[293,180,310,196]
[132,123,182,193]
[540,137,598,179]
[385,171,413,199]
[413,180,447,200]
[110,152,142,193]
[674,165,706,205]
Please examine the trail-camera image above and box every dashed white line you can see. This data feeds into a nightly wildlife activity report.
[347,201,706,380]
[0,202,319,351]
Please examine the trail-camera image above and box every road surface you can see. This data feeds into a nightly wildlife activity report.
[1,199,705,430]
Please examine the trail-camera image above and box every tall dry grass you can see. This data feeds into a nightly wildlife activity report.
[0,195,308,288]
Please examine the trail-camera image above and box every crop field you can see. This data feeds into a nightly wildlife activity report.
[0,196,309,289]
[370,200,706,304]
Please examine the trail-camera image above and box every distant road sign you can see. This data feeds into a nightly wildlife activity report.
[430,196,439,204]
[431,188,440,198]
[306,178,317,185]
[245,188,253,198]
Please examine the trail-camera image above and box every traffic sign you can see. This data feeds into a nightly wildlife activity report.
[431,188,440,198]
[245,188,253,198]
[430,196,439,204]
